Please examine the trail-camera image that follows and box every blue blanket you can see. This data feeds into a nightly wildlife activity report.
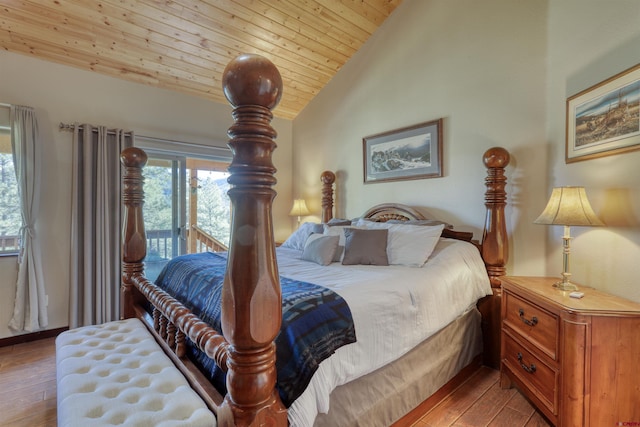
[154,252,356,407]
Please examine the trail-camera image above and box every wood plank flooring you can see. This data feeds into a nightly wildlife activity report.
[409,366,551,427]
[0,337,57,427]
[0,337,550,427]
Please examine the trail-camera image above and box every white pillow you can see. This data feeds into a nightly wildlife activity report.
[323,224,349,246]
[281,222,323,251]
[354,219,445,267]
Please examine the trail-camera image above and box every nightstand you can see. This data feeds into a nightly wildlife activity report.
[500,276,640,427]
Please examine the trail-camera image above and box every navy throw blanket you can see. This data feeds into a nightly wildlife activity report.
[154,252,356,407]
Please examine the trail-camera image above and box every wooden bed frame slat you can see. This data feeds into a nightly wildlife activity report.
[120,54,510,426]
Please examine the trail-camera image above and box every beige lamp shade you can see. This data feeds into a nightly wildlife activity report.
[534,186,603,291]
[289,199,310,217]
[534,187,604,227]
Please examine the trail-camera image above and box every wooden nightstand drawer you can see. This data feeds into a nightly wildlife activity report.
[500,276,640,426]
[502,332,558,416]
[503,290,558,360]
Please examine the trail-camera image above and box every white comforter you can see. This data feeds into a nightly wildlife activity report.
[275,238,492,426]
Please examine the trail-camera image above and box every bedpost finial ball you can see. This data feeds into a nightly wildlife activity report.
[483,147,510,168]
[222,54,283,110]
[121,147,148,168]
[321,171,336,185]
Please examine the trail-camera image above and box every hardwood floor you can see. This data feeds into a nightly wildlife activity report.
[0,337,550,427]
[0,337,57,427]
[408,367,551,427]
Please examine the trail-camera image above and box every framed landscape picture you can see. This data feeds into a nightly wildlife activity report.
[566,63,640,163]
[363,119,443,184]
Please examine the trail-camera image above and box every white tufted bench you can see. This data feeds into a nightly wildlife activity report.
[56,318,217,427]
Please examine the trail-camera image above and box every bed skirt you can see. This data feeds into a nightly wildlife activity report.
[313,306,483,427]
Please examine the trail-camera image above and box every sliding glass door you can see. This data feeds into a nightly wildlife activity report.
[142,153,187,281]
[138,145,232,281]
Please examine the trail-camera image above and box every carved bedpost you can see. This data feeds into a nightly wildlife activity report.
[482,146,510,286]
[120,147,148,320]
[219,54,287,426]
[321,170,336,223]
[479,146,510,369]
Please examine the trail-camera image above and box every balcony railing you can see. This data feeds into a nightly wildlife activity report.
[189,225,228,253]
[146,226,228,261]
[0,228,226,258]
[0,235,19,253]
[146,229,174,260]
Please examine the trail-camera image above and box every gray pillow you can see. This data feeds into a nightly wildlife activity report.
[301,234,340,266]
[332,245,344,262]
[342,228,389,266]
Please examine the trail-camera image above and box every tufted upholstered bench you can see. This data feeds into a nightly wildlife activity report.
[56,318,217,427]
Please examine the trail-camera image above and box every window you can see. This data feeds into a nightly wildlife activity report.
[0,106,21,255]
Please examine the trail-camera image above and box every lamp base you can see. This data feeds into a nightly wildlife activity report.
[553,281,579,291]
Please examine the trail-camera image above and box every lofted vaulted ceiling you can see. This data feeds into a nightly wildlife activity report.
[0,0,402,119]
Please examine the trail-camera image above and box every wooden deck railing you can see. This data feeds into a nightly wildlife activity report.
[189,224,228,253]
[146,229,174,260]
[0,235,19,252]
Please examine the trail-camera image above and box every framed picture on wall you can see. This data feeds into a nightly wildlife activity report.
[363,118,443,183]
[566,63,640,163]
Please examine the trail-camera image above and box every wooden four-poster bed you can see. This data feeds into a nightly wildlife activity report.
[119,54,510,427]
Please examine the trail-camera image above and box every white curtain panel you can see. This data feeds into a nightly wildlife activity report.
[69,124,132,328]
[8,105,48,332]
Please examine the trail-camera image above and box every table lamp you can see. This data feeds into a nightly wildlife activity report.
[289,199,310,229]
[534,186,604,291]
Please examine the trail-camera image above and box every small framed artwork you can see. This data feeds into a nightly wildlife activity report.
[363,118,443,183]
[566,63,640,163]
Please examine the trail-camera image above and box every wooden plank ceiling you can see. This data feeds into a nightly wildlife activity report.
[0,0,402,119]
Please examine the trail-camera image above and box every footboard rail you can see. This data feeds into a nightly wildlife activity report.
[128,274,230,369]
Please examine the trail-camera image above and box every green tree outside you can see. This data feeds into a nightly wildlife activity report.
[0,153,21,240]
[142,164,231,259]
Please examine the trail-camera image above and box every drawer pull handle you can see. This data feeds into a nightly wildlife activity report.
[517,352,537,374]
[518,309,538,326]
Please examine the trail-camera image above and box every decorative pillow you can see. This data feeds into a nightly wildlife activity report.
[281,222,324,251]
[301,234,340,266]
[386,224,444,267]
[341,228,389,266]
[323,224,365,262]
[354,219,445,267]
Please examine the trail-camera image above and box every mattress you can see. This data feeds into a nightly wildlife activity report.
[314,306,482,426]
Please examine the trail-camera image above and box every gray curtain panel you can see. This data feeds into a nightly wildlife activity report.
[69,124,132,328]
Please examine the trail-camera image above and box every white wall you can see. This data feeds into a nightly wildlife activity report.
[545,1,640,301]
[295,0,640,303]
[293,0,548,278]
[0,51,293,338]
